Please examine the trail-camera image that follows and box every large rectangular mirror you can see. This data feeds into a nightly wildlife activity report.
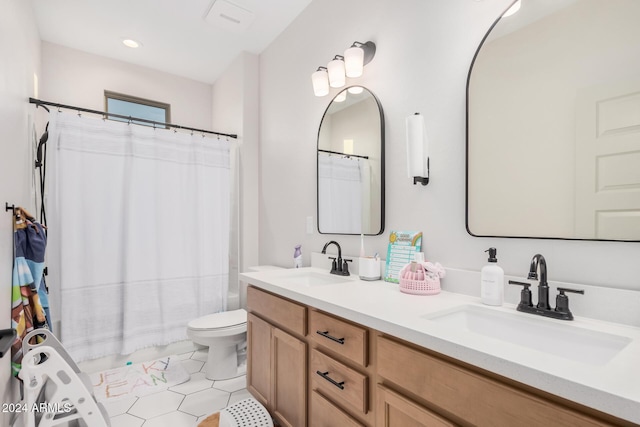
[467,0,640,241]
[317,86,385,235]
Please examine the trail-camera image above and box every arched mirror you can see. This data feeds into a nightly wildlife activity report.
[467,0,640,241]
[317,86,385,235]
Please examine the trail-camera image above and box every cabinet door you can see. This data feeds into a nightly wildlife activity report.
[247,313,272,408]
[376,385,455,427]
[272,327,307,427]
[311,390,364,427]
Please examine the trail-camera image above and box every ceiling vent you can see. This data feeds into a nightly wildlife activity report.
[204,0,255,33]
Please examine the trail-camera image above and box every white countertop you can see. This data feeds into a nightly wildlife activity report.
[240,267,640,424]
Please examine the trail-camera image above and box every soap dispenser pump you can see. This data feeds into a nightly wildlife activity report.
[481,247,504,306]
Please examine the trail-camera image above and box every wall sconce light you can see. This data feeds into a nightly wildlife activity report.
[344,41,376,78]
[311,40,376,96]
[406,113,429,186]
[312,66,329,97]
[327,55,346,88]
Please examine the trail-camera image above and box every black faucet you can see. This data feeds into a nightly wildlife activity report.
[321,241,351,276]
[528,254,550,310]
[509,254,584,321]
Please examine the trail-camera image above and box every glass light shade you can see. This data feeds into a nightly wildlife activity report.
[334,91,347,102]
[327,58,346,88]
[312,69,329,97]
[348,86,364,95]
[344,46,364,78]
[502,0,521,17]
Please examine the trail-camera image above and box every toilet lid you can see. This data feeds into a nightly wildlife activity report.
[188,309,247,330]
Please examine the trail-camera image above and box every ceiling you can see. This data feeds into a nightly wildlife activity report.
[32,0,313,84]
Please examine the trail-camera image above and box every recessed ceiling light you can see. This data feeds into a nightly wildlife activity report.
[122,39,142,48]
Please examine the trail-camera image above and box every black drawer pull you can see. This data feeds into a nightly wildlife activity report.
[316,370,345,390]
[316,330,345,345]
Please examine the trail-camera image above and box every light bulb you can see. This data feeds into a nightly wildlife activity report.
[334,91,347,102]
[348,86,364,95]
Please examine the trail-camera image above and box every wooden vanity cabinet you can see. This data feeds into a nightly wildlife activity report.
[247,287,307,427]
[246,285,632,427]
[376,335,629,427]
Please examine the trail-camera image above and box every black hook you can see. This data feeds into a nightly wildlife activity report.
[5,202,15,213]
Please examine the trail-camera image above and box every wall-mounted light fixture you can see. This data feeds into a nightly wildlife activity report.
[312,66,330,97]
[327,55,346,87]
[311,40,376,96]
[406,113,429,186]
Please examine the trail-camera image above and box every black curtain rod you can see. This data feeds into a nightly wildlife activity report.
[318,148,369,160]
[29,98,237,139]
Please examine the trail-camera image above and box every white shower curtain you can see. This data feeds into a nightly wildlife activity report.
[318,153,365,234]
[47,112,232,361]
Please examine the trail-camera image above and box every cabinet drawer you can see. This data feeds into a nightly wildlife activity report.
[310,390,364,427]
[377,336,614,427]
[247,286,306,336]
[309,310,367,366]
[311,349,368,414]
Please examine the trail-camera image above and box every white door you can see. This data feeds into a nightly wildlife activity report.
[575,78,640,240]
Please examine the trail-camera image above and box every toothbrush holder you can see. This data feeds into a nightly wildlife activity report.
[359,257,381,281]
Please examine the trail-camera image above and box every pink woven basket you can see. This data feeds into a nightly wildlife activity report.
[398,263,441,295]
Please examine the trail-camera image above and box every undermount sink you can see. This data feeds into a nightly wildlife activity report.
[271,269,351,287]
[423,305,631,366]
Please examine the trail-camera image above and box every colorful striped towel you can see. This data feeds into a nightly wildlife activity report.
[11,207,50,376]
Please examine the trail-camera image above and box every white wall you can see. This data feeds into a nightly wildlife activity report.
[0,0,41,418]
[258,0,640,291]
[41,42,213,130]
[211,52,260,306]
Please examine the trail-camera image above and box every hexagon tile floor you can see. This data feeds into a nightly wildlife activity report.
[101,349,252,427]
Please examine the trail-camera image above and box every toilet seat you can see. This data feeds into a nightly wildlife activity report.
[188,309,247,331]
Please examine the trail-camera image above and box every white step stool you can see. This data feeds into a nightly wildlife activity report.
[198,398,273,427]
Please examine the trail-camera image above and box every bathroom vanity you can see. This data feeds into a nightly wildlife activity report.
[240,267,640,427]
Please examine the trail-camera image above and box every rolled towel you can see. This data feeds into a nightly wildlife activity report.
[425,262,446,278]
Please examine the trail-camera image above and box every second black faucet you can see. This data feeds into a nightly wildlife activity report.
[321,240,351,276]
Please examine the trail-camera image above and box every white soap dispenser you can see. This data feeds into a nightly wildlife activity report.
[481,247,504,306]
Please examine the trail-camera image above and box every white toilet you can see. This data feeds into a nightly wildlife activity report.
[187,308,247,380]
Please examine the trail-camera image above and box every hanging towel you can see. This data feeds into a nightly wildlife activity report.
[11,207,50,377]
